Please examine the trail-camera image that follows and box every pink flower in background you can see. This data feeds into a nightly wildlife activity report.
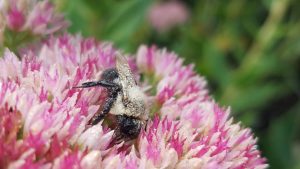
[0,34,267,168]
[0,0,68,43]
[148,1,189,33]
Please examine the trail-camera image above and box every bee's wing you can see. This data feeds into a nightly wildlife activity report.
[115,53,136,98]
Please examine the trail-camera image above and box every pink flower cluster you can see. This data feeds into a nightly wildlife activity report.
[0,35,267,168]
[0,0,67,44]
[148,1,189,33]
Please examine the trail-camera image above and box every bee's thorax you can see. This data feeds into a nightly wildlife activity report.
[110,86,148,121]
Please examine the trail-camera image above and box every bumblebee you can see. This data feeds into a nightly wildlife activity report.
[74,53,148,140]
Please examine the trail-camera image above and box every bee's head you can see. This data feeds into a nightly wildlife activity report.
[101,68,119,84]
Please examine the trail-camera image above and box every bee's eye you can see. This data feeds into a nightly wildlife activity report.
[113,78,119,84]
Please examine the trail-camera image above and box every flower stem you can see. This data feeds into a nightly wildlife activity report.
[220,0,289,110]
[239,0,289,73]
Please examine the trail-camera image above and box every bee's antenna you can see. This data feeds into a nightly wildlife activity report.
[72,80,117,89]
[72,81,99,88]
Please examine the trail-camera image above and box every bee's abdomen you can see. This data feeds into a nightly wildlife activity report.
[116,115,142,139]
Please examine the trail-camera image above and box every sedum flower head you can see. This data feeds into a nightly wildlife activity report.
[0,0,68,46]
[0,34,267,168]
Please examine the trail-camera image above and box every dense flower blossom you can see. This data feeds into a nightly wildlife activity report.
[0,34,267,168]
[0,0,67,45]
[148,1,189,33]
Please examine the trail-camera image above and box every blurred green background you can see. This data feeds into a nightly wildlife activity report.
[55,0,299,168]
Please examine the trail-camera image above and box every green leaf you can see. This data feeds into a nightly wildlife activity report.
[201,42,232,87]
[221,83,283,113]
[102,0,152,51]
[259,102,300,169]
[64,0,97,36]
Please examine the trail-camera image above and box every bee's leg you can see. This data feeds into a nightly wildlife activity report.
[144,119,149,131]
[88,86,120,125]
[88,96,115,125]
